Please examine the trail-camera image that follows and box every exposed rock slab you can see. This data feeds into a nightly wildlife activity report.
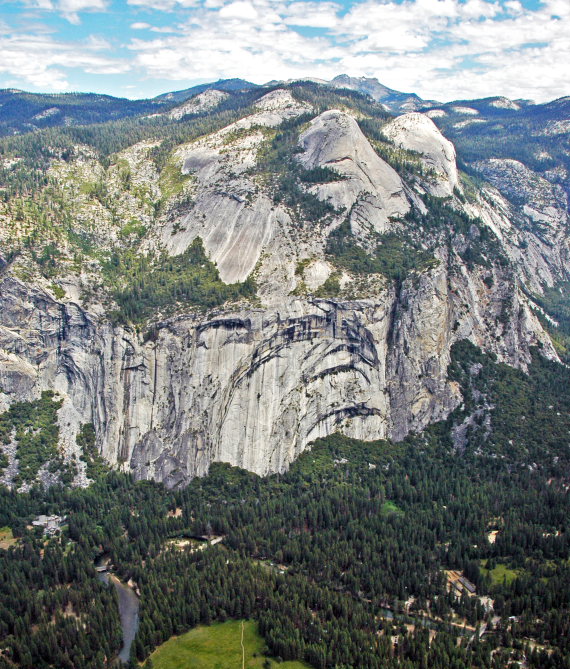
[0,254,555,487]
[382,112,459,197]
[156,90,312,285]
[168,90,229,119]
[298,110,410,233]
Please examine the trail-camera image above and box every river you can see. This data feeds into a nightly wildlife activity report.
[96,560,140,663]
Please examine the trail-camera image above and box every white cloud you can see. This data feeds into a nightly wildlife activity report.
[219,1,258,18]
[58,0,108,24]
[127,0,199,10]
[16,0,108,23]
[281,2,341,29]
[129,0,346,85]
[126,0,568,101]
[130,21,178,32]
[3,0,569,102]
[460,0,500,18]
[0,33,129,90]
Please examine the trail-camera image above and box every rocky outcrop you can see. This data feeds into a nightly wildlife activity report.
[167,90,229,119]
[0,89,568,489]
[157,90,312,286]
[298,110,410,231]
[0,241,555,487]
[473,158,568,235]
[468,158,570,291]
[382,112,459,197]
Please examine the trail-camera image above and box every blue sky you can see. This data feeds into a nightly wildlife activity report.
[0,0,568,102]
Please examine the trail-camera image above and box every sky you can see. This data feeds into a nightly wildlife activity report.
[0,0,568,103]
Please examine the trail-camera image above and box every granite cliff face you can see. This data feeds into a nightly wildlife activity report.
[297,110,410,227]
[0,261,552,488]
[381,113,459,197]
[0,85,568,488]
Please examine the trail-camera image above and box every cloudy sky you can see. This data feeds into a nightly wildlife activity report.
[0,0,568,102]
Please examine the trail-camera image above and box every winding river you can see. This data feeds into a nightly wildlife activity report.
[96,559,140,663]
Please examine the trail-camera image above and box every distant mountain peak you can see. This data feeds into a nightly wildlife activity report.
[330,74,436,113]
[155,78,258,104]
[331,74,400,97]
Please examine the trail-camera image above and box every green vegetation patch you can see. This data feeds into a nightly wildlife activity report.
[79,179,108,204]
[77,423,108,481]
[159,159,193,203]
[254,115,342,225]
[358,118,433,178]
[104,237,256,324]
[297,165,341,184]
[326,221,438,281]
[480,560,522,586]
[0,451,8,475]
[403,195,509,270]
[448,339,570,465]
[290,431,404,478]
[148,620,310,669]
[531,281,570,364]
[381,500,404,516]
[0,390,63,484]
[313,271,341,298]
[0,527,17,550]
[50,283,66,300]
[118,219,148,240]
[289,82,390,120]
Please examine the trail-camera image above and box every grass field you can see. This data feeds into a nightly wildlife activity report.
[381,500,403,516]
[148,620,311,669]
[480,560,522,585]
[0,527,17,550]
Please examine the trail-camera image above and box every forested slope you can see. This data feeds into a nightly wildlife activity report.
[1,343,569,668]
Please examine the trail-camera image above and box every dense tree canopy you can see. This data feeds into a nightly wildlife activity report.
[0,343,569,668]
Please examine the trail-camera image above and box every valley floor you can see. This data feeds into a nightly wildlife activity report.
[148,620,311,669]
[1,343,569,669]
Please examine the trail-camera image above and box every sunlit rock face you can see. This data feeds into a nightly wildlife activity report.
[297,110,410,227]
[0,93,567,488]
[382,112,459,197]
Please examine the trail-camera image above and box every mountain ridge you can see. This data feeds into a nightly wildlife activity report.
[1,75,568,138]
[0,79,568,490]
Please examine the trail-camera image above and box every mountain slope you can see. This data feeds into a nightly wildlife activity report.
[0,89,165,137]
[154,78,259,103]
[0,82,568,489]
[423,95,570,201]
[330,74,435,113]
